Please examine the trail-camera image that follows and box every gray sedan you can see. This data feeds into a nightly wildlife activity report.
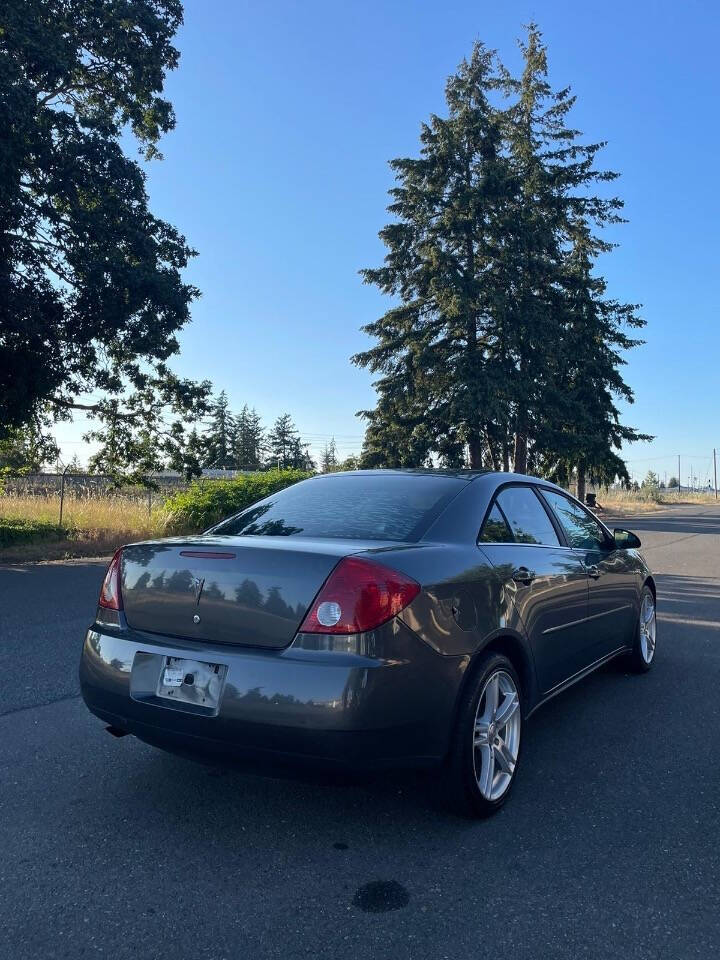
[80,470,656,817]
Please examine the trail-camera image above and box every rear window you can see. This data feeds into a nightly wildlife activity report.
[210,474,465,542]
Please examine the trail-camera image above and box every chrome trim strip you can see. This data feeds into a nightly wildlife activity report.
[541,603,632,635]
[477,542,575,551]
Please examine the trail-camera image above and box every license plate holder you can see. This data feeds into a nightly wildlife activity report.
[156,656,227,712]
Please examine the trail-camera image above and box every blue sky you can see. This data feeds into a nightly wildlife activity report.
[57,0,719,486]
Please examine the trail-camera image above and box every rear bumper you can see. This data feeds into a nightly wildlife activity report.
[79,620,467,769]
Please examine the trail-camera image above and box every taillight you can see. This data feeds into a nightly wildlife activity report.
[99,549,123,610]
[299,556,420,635]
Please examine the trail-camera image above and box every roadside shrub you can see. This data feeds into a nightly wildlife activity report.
[0,517,67,548]
[161,469,313,534]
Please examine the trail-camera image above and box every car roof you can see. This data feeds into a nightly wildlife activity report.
[310,468,490,481]
[310,468,561,486]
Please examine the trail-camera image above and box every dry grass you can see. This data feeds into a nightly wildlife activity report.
[594,488,719,516]
[0,494,169,562]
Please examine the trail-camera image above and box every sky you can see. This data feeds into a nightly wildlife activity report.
[56,0,720,487]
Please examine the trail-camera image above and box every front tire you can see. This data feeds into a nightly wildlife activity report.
[627,585,657,673]
[447,652,523,818]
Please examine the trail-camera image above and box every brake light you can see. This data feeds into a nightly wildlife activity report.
[299,556,420,635]
[99,549,123,610]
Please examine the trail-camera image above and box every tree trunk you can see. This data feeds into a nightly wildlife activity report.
[468,434,483,469]
[576,463,586,503]
[513,421,528,475]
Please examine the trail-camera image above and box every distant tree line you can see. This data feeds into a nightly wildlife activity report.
[354,25,652,498]
[85,391,312,480]
[0,392,361,482]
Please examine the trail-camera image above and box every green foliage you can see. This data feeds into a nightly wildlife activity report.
[0,420,58,473]
[230,406,265,471]
[0,517,66,548]
[203,391,233,469]
[642,470,660,489]
[162,469,312,533]
[266,414,315,471]
[0,0,208,449]
[320,439,338,472]
[354,25,651,478]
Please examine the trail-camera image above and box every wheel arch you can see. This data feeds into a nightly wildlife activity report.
[643,575,657,600]
[445,630,537,760]
[481,632,537,708]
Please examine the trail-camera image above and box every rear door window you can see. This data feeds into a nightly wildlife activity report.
[494,486,560,546]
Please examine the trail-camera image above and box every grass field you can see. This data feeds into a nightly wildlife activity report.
[594,488,719,515]
[0,495,168,562]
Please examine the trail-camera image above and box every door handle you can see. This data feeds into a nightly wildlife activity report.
[586,564,601,579]
[511,566,535,585]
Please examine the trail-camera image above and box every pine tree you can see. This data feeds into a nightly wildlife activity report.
[231,405,265,470]
[266,414,300,469]
[204,391,233,469]
[536,217,651,497]
[355,26,649,476]
[320,439,338,473]
[354,42,510,469]
[498,24,650,475]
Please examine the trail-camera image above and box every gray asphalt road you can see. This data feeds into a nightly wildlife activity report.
[2,505,720,959]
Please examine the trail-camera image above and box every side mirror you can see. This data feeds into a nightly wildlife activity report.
[614,527,641,549]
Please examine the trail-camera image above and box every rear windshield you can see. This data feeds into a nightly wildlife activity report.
[210,474,465,542]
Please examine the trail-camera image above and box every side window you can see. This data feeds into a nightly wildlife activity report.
[495,486,560,546]
[540,489,609,551]
[479,502,514,543]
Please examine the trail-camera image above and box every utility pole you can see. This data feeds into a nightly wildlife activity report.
[714,448,718,501]
[678,455,681,496]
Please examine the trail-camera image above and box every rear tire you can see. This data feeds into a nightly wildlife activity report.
[627,584,657,673]
[446,652,523,818]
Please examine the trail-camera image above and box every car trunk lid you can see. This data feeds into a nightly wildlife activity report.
[119,535,402,649]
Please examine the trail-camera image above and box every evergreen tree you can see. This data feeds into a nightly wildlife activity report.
[536,217,651,498]
[499,25,650,477]
[231,406,265,470]
[291,437,316,472]
[266,414,300,469]
[320,439,338,472]
[204,391,233,469]
[354,26,649,476]
[354,42,510,469]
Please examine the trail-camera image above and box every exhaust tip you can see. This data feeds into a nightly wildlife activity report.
[106,725,129,738]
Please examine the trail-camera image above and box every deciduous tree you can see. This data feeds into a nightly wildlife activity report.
[0,0,208,444]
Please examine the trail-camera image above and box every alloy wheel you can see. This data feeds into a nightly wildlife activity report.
[472,669,521,801]
[639,591,656,663]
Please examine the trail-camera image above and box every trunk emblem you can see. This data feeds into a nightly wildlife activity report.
[190,576,205,605]
[193,614,201,624]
